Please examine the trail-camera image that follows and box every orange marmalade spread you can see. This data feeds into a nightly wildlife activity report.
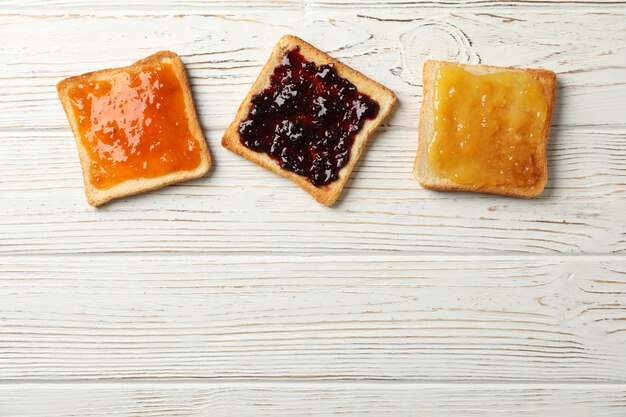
[428,65,548,187]
[67,62,202,190]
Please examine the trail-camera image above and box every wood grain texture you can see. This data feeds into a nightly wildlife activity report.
[1,254,625,381]
[2,0,625,13]
[2,383,626,417]
[2,11,626,131]
[2,128,624,254]
[0,1,625,415]
[0,9,624,255]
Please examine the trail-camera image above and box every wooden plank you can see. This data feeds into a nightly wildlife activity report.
[1,254,625,381]
[2,383,626,416]
[1,11,625,131]
[1,128,624,254]
[2,0,625,14]
[310,0,626,8]
[0,0,302,13]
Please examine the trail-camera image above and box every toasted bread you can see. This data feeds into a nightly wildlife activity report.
[222,35,396,206]
[57,51,211,206]
[414,60,556,198]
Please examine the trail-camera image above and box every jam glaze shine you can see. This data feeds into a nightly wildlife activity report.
[238,47,380,187]
[428,65,548,188]
[67,62,202,190]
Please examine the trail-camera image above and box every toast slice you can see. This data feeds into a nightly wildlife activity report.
[222,35,396,206]
[414,60,556,198]
[57,51,211,206]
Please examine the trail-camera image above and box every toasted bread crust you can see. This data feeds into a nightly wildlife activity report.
[222,35,396,206]
[57,51,211,206]
[413,60,556,198]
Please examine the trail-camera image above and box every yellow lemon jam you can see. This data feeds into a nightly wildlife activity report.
[428,64,548,187]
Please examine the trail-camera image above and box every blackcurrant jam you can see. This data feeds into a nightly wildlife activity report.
[238,47,380,186]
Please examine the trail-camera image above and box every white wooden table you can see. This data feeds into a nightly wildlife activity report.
[1,1,626,416]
